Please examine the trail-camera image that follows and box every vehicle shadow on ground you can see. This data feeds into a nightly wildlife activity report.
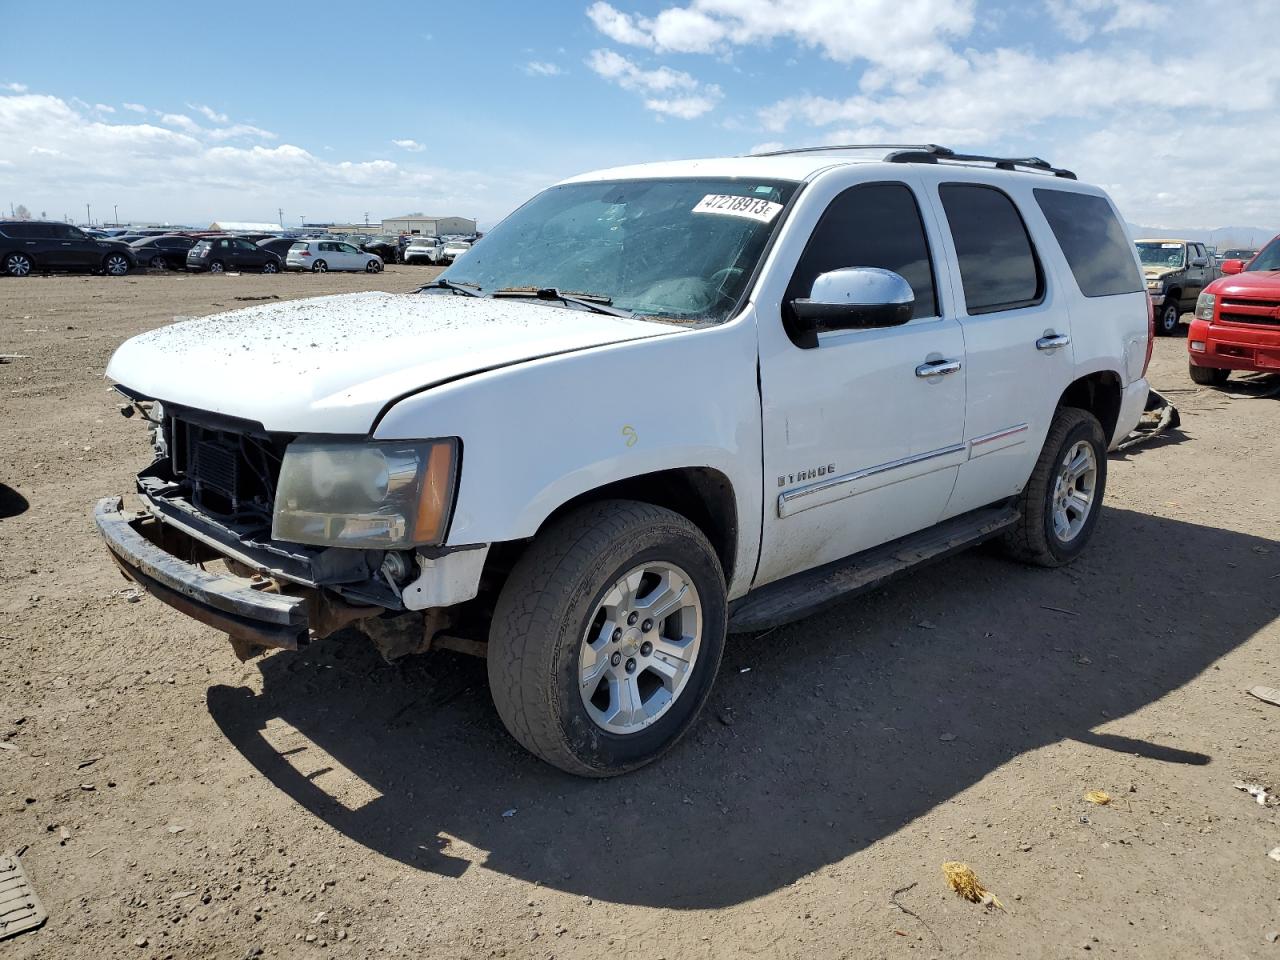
[1221,372,1280,400]
[208,507,1278,909]
[0,483,29,519]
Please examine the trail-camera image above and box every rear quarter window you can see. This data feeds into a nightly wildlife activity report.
[1034,189,1143,298]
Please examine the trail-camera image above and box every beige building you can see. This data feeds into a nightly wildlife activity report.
[381,213,477,237]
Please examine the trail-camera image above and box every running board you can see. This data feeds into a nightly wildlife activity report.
[728,504,1020,633]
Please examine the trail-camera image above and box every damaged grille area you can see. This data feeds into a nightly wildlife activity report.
[168,414,289,527]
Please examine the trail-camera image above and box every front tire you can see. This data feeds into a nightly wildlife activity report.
[149,254,168,270]
[365,258,382,273]
[1157,299,1181,335]
[1001,407,1107,567]
[1189,362,1229,386]
[262,260,279,274]
[488,500,727,777]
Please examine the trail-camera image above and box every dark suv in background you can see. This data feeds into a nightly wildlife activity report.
[186,236,282,274]
[0,220,137,277]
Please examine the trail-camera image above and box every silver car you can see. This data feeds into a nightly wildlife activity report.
[439,240,472,264]
[286,239,383,273]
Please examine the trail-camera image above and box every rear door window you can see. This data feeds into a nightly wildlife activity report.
[939,184,1043,314]
[1033,188,1142,298]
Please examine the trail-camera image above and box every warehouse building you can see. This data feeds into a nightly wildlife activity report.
[381,213,476,236]
[208,221,283,233]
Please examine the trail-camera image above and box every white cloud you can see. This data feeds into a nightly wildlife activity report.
[391,138,425,152]
[122,102,147,113]
[93,103,115,114]
[0,89,546,228]
[753,11,1280,228]
[587,0,973,78]
[586,48,722,117]
[1044,0,1165,42]
[159,112,203,135]
[748,141,784,155]
[188,103,230,124]
[523,60,564,76]
[3,82,27,93]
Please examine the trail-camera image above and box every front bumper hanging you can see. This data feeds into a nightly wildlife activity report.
[95,497,319,657]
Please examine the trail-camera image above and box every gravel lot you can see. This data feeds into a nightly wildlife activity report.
[1,268,1278,959]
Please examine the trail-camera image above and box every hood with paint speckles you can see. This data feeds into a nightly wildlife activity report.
[106,291,672,433]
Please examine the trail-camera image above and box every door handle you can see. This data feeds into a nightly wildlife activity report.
[915,359,962,378]
[1036,334,1071,351]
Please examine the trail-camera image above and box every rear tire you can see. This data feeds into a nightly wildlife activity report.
[312,259,327,273]
[3,252,33,277]
[1001,407,1107,567]
[1188,362,1229,386]
[149,254,168,270]
[209,260,225,274]
[488,500,727,777]
[1157,299,1181,335]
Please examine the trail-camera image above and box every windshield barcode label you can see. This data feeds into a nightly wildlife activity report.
[692,194,783,224]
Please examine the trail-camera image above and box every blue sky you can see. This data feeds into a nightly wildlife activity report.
[1,1,1276,232]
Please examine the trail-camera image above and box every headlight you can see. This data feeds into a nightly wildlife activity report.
[271,438,459,549]
[1146,276,1164,287]
[1194,292,1215,320]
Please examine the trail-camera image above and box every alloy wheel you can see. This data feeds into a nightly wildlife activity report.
[579,561,703,735]
[1051,440,1097,542]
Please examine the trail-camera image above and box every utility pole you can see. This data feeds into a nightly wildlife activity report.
[113,204,118,227]
[363,211,369,226]
[86,203,91,226]
[277,207,284,228]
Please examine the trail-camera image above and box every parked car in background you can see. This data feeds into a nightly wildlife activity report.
[186,236,282,274]
[132,234,199,270]
[402,236,443,264]
[362,235,402,265]
[257,237,302,266]
[1220,248,1259,264]
[0,220,137,276]
[1136,238,1219,335]
[96,145,1150,776]
[439,239,471,264]
[1188,235,1280,386]
[286,239,384,273]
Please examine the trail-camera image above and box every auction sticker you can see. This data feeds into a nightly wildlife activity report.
[692,194,783,224]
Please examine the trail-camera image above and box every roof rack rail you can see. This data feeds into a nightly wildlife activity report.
[747,143,954,158]
[746,142,1076,180]
[887,148,1077,180]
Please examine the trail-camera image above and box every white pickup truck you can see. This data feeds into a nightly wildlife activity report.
[96,145,1152,776]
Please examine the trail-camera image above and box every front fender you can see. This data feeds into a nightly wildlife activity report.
[373,315,764,599]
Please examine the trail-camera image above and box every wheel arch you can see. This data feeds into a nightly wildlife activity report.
[482,466,740,600]
[1058,370,1123,445]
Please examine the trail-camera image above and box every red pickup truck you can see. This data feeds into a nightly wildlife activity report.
[1188,235,1280,385]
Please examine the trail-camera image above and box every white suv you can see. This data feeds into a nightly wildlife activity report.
[96,145,1151,777]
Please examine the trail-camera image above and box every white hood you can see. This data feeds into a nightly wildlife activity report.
[106,291,670,433]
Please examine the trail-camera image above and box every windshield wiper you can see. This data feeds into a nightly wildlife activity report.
[491,287,634,318]
[417,278,482,296]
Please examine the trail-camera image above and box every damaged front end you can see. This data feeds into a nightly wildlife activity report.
[96,396,483,662]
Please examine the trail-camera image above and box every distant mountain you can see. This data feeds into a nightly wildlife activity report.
[1129,224,1276,249]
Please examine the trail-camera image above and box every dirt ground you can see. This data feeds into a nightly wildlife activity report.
[1,267,1278,959]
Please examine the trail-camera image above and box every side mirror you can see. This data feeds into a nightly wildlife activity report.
[1221,259,1244,275]
[1190,257,1207,267]
[790,267,914,346]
